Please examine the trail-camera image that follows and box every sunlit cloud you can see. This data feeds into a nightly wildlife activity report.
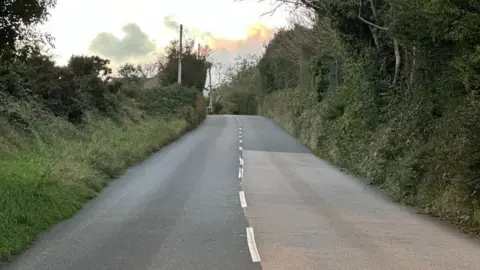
[85,18,277,80]
[162,15,276,62]
[207,23,276,63]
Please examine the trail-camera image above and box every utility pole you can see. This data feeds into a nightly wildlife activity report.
[208,66,213,110]
[178,24,183,84]
[197,43,201,59]
[208,66,212,92]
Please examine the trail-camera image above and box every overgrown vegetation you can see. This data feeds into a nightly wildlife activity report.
[220,0,480,233]
[213,57,259,115]
[0,1,208,261]
[158,39,211,90]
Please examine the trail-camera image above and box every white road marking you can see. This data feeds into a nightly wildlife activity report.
[238,168,242,178]
[240,139,243,143]
[239,191,247,208]
[239,157,244,166]
[246,227,261,262]
[239,146,243,151]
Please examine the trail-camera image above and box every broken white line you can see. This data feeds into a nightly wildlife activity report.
[246,227,261,262]
[239,157,244,166]
[239,191,247,208]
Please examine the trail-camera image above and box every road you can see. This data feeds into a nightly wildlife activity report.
[3,115,480,270]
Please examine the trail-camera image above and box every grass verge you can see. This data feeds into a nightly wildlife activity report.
[0,115,190,262]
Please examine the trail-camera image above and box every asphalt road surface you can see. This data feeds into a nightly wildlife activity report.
[4,115,480,270]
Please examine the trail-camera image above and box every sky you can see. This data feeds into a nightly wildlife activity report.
[41,0,291,72]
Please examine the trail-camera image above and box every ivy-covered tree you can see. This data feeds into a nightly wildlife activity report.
[158,39,212,91]
[225,0,480,232]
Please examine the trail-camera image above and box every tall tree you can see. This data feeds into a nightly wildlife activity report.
[158,39,211,91]
[0,0,56,61]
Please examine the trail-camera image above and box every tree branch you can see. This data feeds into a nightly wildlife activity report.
[358,16,388,30]
[368,0,378,19]
[410,46,416,88]
[358,0,389,30]
[369,25,381,51]
[298,0,322,13]
[261,2,286,16]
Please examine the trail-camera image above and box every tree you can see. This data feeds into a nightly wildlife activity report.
[0,0,56,61]
[118,63,142,82]
[158,39,212,91]
[136,62,160,79]
[67,55,112,78]
[214,56,260,115]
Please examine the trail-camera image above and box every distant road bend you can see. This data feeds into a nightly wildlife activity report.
[4,115,480,270]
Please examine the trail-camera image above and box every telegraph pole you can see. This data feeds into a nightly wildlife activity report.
[178,24,183,84]
[208,66,213,110]
[208,66,212,92]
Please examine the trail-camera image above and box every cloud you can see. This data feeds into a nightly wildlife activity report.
[87,19,277,81]
[161,16,276,87]
[163,15,213,40]
[89,23,157,62]
[162,15,276,63]
[208,23,276,63]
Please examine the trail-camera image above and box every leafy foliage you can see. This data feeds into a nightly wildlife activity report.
[0,52,121,123]
[0,1,208,261]
[214,56,260,115]
[226,0,480,232]
[0,0,56,61]
[158,39,212,91]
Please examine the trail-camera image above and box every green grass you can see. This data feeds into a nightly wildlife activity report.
[0,115,189,262]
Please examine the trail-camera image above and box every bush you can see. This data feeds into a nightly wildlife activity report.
[223,1,480,233]
[0,50,208,262]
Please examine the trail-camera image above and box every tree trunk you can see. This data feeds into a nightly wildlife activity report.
[362,0,383,51]
[404,47,409,88]
[393,38,400,86]
[410,46,416,88]
[369,26,381,51]
[369,0,378,18]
